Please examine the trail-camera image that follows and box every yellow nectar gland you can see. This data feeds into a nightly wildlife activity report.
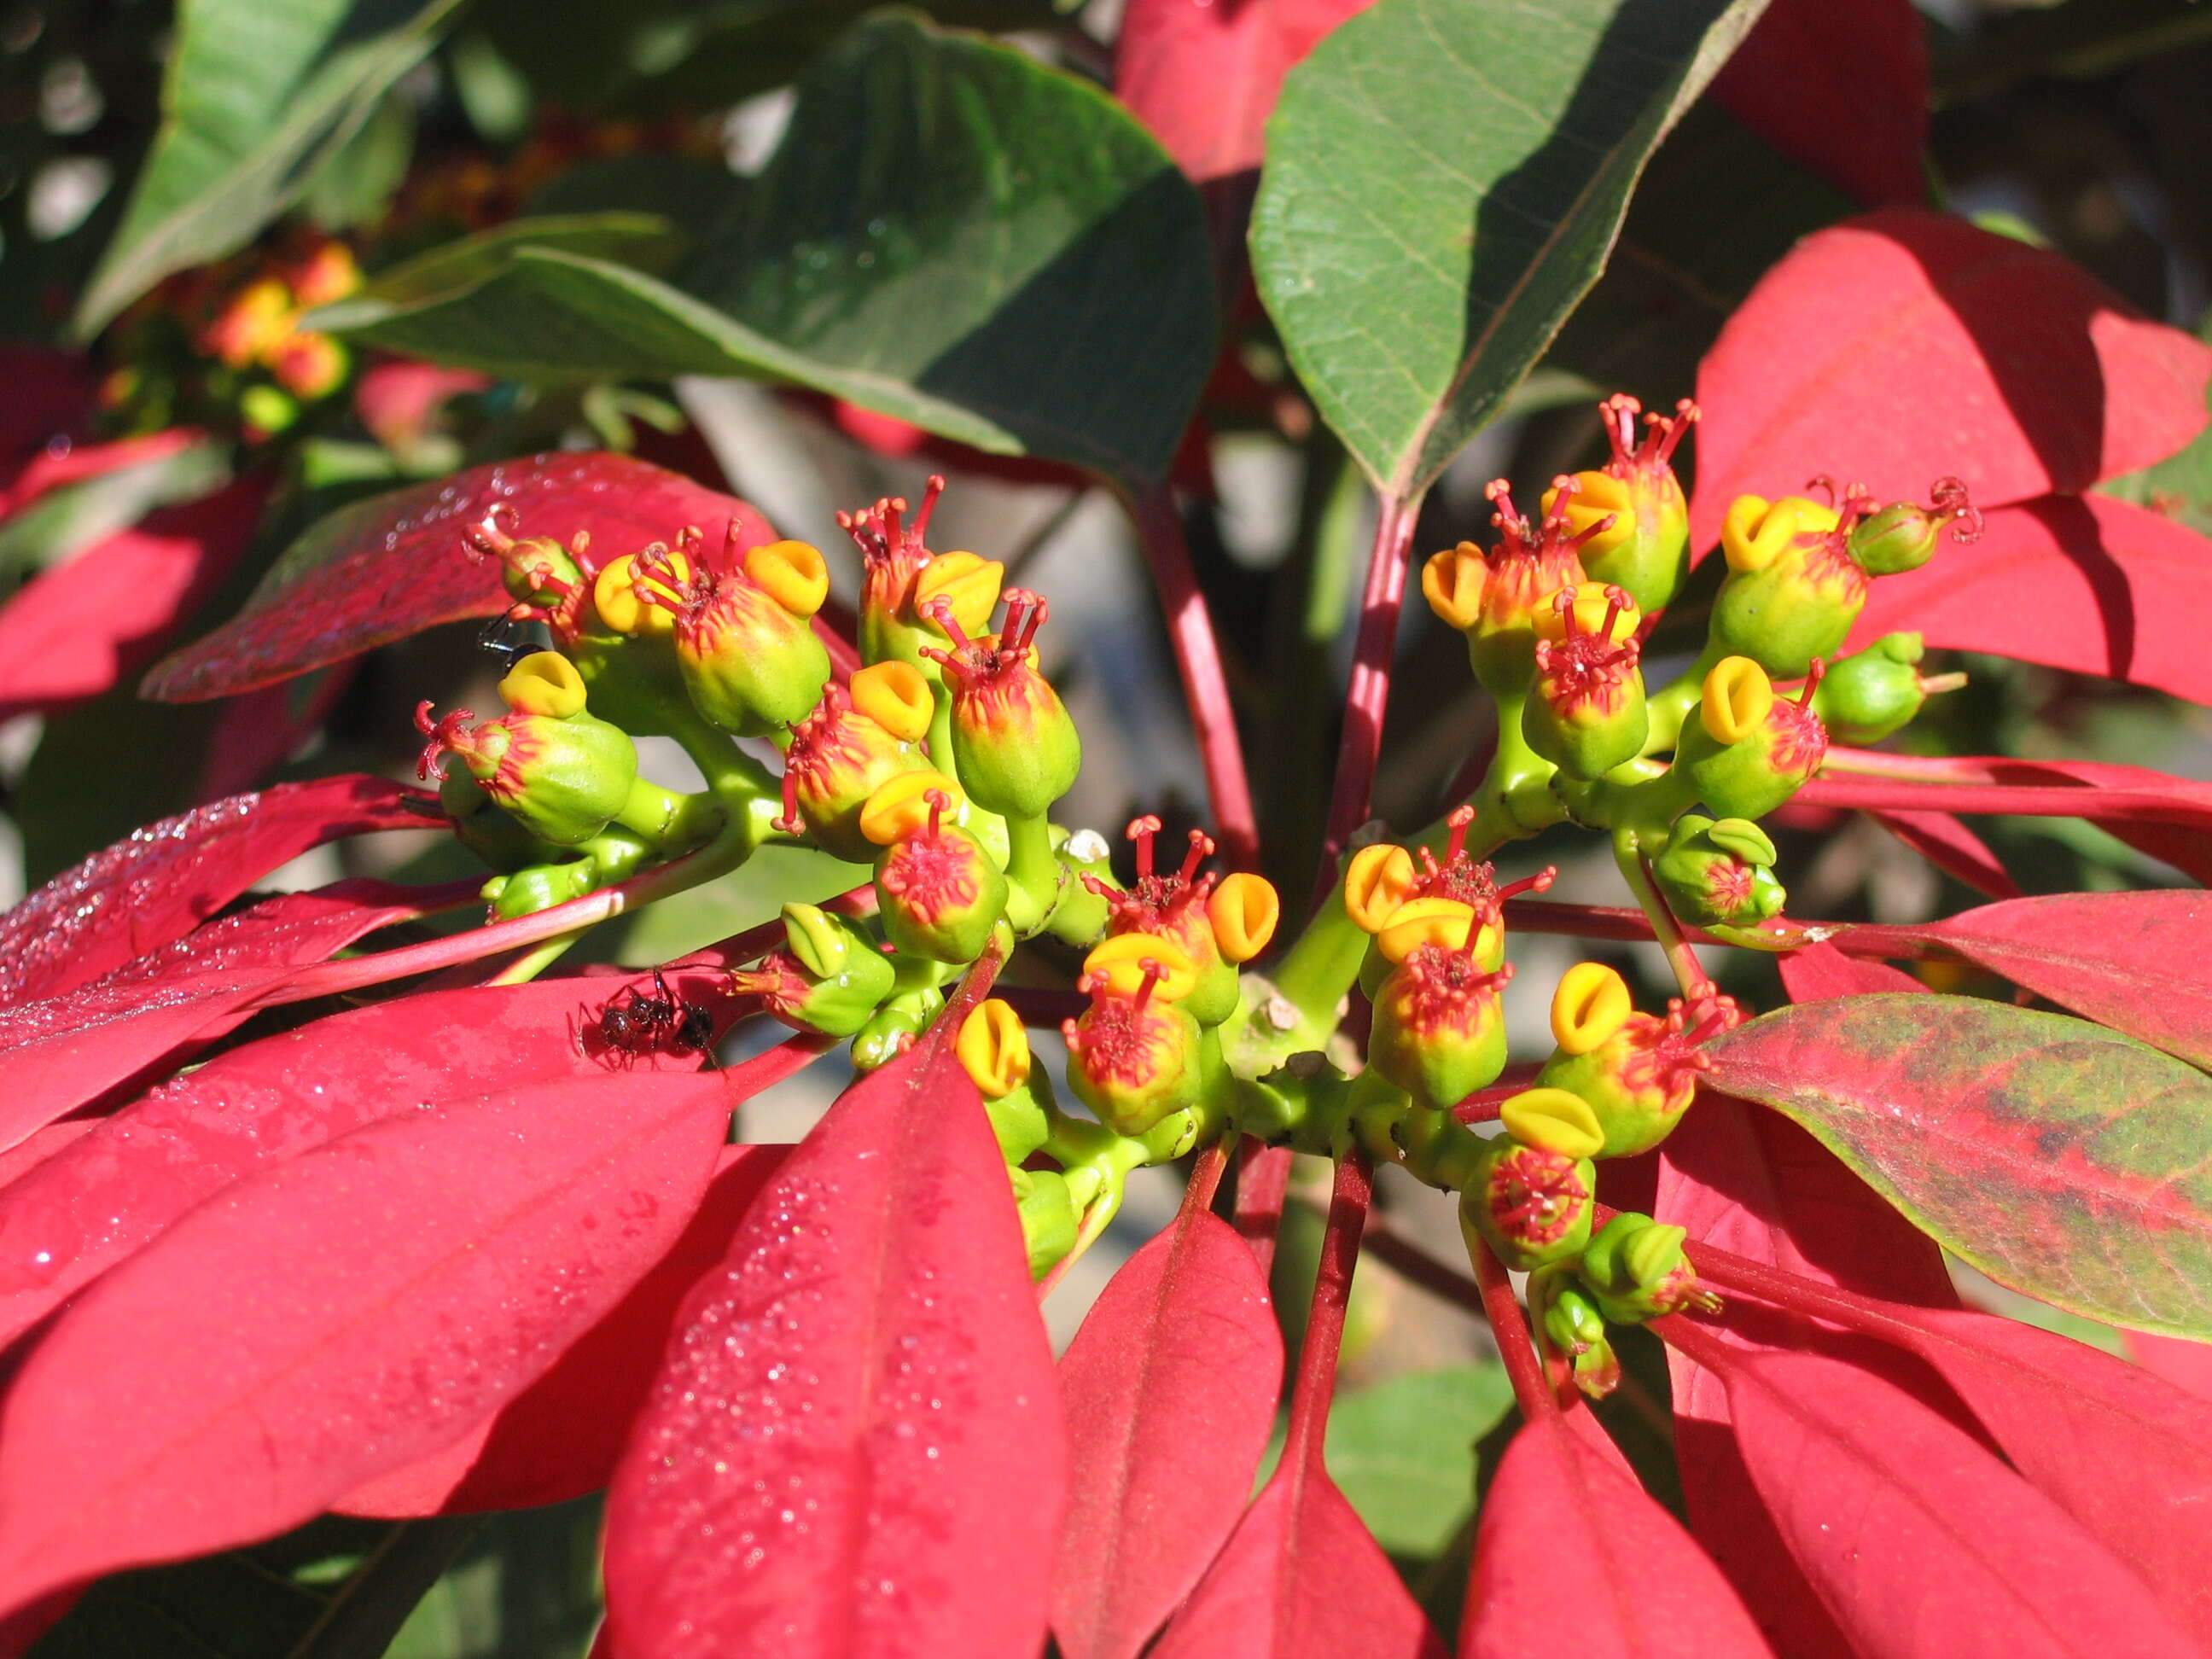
[595,549,690,636]
[1083,933,1199,1002]
[1551,962,1633,1055]
[1377,896,1495,965]
[745,540,830,619]
[1420,544,1487,632]
[850,660,934,742]
[859,769,966,845]
[1499,1087,1608,1160]
[498,651,589,719]
[956,998,1032,1098]
[1208,873,1281,963]
[1720,495,1841,573]
[1701,656,1776,745]
[1542,471,1637,560]
[1345,843,1418,933]
[912,551,1004,638]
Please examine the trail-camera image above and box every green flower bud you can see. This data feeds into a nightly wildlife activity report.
[1813,632,1949,746]
[1086,816,1241,1027]
[481,859,597,920]
[851,986,946,1071]
[922,589,1081,821]
[463,514,591,645]
[1847,478,1979,575]
[1709,492,1862,677]
[1652,813,1785,928]
[1577,1212,1720,1324]
[955,998,1053,1165]
[1368,946,1512,1114]
[1674,657,1828,822]
[438,767,563,873]
[1461,1139,1595,1271]
[1536,1273,1621,1399]
[727,903,897,1038]
[1062,961,1205,1138]
[872,812,1008,967]
[415,654,637,847]
[1538,987,1740,1157]
[1523,585,1649,783]
[1011,1166,1081,1282]
[630,527,832,736]
[778,670,931,862]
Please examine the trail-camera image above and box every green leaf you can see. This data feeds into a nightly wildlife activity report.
[301,89,416,232]
[313,12,1216,483]
[1707,994,2212,1341]
[1250,0,1767,499]
[1325,1365,1514,1558]
[75,0,463,336]
[310,212,691,325]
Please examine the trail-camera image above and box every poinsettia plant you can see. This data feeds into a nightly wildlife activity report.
[3,0,2212,1655]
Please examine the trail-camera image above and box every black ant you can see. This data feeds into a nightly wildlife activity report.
[474,614,541,675]
[585,969,717,1067]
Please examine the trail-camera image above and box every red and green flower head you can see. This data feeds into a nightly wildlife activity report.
[1538,963,1743,1156]
[1651,812,1786,928]
[1675,655,1829,821]
[1462,1139,1595,1272]
[1061,936,1206,1137]
[1085,816,1243,1027]
[777,663,933,862]
[1421,475,1615,699]
[1536,1273,1621,1399]
[1847,475,1982,575]
[1525,584,1648,781]
[861,772,1009,964]
[726,901,899,1039]
[837,476,1005,672]
[1349,814,1552,997]
[1368,928,1514,1113]
[629,521,834,736]
[921,587,1082,820]
[1540,394,1697,612]
[414,651,637,847]
[956,998,1054,1166]
[464,507,593,649]
[1577,1212,1721,1324]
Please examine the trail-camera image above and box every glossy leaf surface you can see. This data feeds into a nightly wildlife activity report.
[1708,996,2212,1337]
[1849,494,2212,704]
[340,1141,794,1517]
[75,0,463,333]
[0,969,750,1352]
[1149,1464,1443,1659]
[141,451,772,701]
[1464,1408,1771,1657]
[320,16,1215,485]
[0,773,436,1004]
[1707,0,1925,207]
[1691,211,2212,545]
[1052,1208,1283,1659]
[1250,0,1762,496]
[601,1015,1065,1659]
[0,1068,738,1612]
[1707,1345,2201,1658]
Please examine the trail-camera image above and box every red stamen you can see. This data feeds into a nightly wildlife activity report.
[1127,814,1163,880]
[1443,804,1475,865]
[1179,828,1214,887]
[923,596,975,652]
[1930,475,1983,543]
[1602,585,1628,642]
[1132,958,1165,1011]
[1496,866,1557,903]
[1798,658,1826,707]
[911,475,946,542]
[412,701,474,781]
[924,788,950,840]
[1649,399,1697,467]
[1602,393,1641,463]
[777,765,801,835]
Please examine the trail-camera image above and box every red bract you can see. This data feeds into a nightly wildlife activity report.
[0,968,745,1352]
[1664,1337,2203,1659]
[1848,495,2212,703]
[139,451,777,701]
[600,998,1067,1659]
[0,772,438,1004]
[0,1068,741,1614]
[1863,808,2020,900]
[1052,1206,1283,1659]
[1779,939,1922,1001]
[0,428,203,519]
[1690,211,2212,547]
[1706,0,1927,208]
[1464,1406,1771,1658]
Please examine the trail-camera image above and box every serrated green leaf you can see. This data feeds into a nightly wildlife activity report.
[1708,993,2212,1340]
[312,12,1215,483]
[1250,0,1766,498]
[75,0,463,336]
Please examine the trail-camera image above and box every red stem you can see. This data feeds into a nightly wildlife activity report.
[1314,492,1423,897]
[1181,1138,1231,1218]
[1796,775,2212,830]
[1282,1150,1374,1464]
[1470,1232,1559,1419]
[1650,1310,1738,1375]
[1452,1061,1544,1122]
[1233,1141,1294,1275]
[1129,482,1260,869]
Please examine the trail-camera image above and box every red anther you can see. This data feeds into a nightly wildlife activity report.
[922,595,975,652]
[1496,865,1557,903]
[1798,657,1827,707]
[924,788,951,840]
[911,474,946,541]
[1132,958,1166,1011]
[1178,829,1214,887]
[1553,585,1580,629]
[1485,478,1523,539]
[1602,585,1629,640]
[1444,803,1475,864]
[1544,474,1580,532]
[1602,393,1642,460]
[1001,588,1050,656]
[1127,814,1164,880]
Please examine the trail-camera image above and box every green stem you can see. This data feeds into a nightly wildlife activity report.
[1002,811,1060,935]
[1612,826,1708,997]
[1641,639,1723,757]
[612,777,722,850]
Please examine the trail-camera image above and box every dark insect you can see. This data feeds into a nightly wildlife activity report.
[586,969,718,1067]
[474,614,539,674]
